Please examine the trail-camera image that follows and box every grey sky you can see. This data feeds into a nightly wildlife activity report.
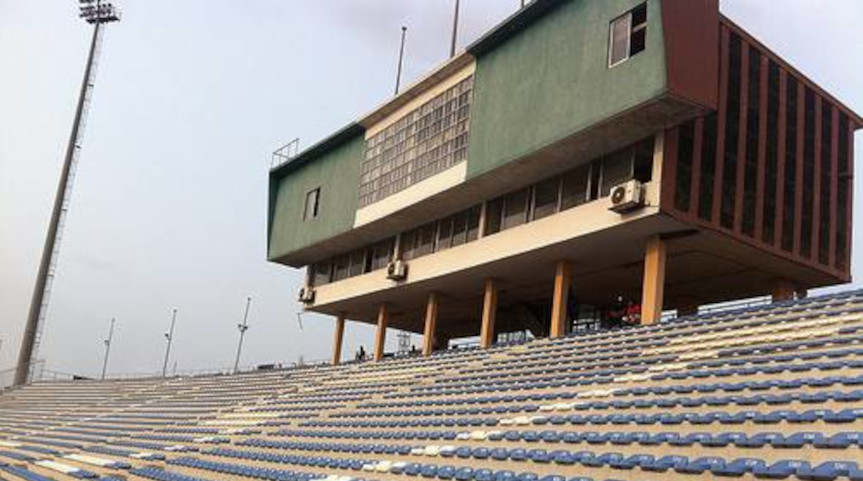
[1,1,861,378]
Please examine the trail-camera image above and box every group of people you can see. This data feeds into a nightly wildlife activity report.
[602,296,641,328]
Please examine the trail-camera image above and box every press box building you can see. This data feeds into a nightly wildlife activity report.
[267,0,861,362]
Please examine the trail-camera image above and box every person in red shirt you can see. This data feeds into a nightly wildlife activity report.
[623,299,641,325]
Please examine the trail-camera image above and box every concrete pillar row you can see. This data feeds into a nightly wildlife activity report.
[480,279,498,348]
[422,292,439,357]
[641,235,667,325]
[550,260,572,338]
[373,304,389,361]
[331,313,346,365]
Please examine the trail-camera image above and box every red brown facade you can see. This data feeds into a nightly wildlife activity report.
[662,17,861,286]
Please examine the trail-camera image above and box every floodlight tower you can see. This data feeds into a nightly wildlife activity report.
[100,317,115,380]
[232,297,252,374]
[14,0,121,387]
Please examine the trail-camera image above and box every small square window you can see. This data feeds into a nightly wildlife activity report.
[303,188,320,220]
[608,2,647,68]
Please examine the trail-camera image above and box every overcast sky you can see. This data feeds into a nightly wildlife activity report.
[1,1,861,379]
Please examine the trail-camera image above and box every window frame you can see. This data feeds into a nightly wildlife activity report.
[608,10,632,68]
[608,3,647,68]
[303,187,321,221]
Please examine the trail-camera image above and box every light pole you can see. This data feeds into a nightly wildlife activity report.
[162,309,177,377]
[100,318,115,380]
[449,0,460,58]
[15,0,121,387]
[233,297,252,374]
[394,26,407,95]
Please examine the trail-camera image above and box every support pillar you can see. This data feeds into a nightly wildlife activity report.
[373,304,389,361]
[772,279,796,302]
[641,235,667,325]
[550,260,572,338]
[480,279,498,348]
[331,314,346,365]
[422,292,439,357]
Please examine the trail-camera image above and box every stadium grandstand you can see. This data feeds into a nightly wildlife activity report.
[3,291,863,481]
[3,1,863,481]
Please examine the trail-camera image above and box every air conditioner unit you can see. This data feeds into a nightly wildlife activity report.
[386,259,408,281]
[608,179,645,213]
[298,286,315,304]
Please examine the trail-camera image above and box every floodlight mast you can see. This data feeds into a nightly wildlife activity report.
[232,297,252,374]
[14,0,120,386]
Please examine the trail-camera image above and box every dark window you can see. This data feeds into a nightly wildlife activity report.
[601,148,634,197]
[332,254,351,282]
[698,113,718,221]
[781,76,798,252]
[400,229,417,260]
[589,159,601,200]
[836,112,850,270]
[303,188,320,220]
[742,49,761,237]
[608,3,647,67]
[436,216,453,251]
[720,33,742,230]
[532,178,560,220]
[561,165,590,210]
[818,103,833,265]
[485,197,504,236]
[762,60,780,244]
[369,238,394,271]
[633,137,654,182]
[451,211,468,247]
[312,262,332,287]
[415,223,436,258]
[800,88,816,258]
[349,250,366,277]
[629,3,647,55]
[466,206,481,242]
[674,121,696,212]
[502,189,530,230]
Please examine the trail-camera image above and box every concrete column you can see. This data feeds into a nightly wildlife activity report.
[331,314,346,365]
[641,235,667,325]
[422,292,439,357]
[480,279,498,348]
[373,304,389,361]
[550,260,572,338]
[772,279,796,302]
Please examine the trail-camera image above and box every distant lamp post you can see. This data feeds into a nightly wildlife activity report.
[233,297,252,373]
[14,0,121,387]
[100,317,116,380]
[162,309,177,377]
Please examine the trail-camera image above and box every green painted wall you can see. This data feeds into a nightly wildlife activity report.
[466,0,667,179]
[268,135,364,261]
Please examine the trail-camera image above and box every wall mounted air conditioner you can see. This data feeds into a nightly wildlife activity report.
[298,286,315,304]
[609,179,645,214]
[386,259,408,281]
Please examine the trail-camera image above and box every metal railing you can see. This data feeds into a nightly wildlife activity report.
[270,138,300,170]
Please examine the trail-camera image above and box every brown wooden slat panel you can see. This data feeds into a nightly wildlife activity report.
[754,54,769,241]
[712,25,730,224]
[774,69,788,250]
[733,42,749,234]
